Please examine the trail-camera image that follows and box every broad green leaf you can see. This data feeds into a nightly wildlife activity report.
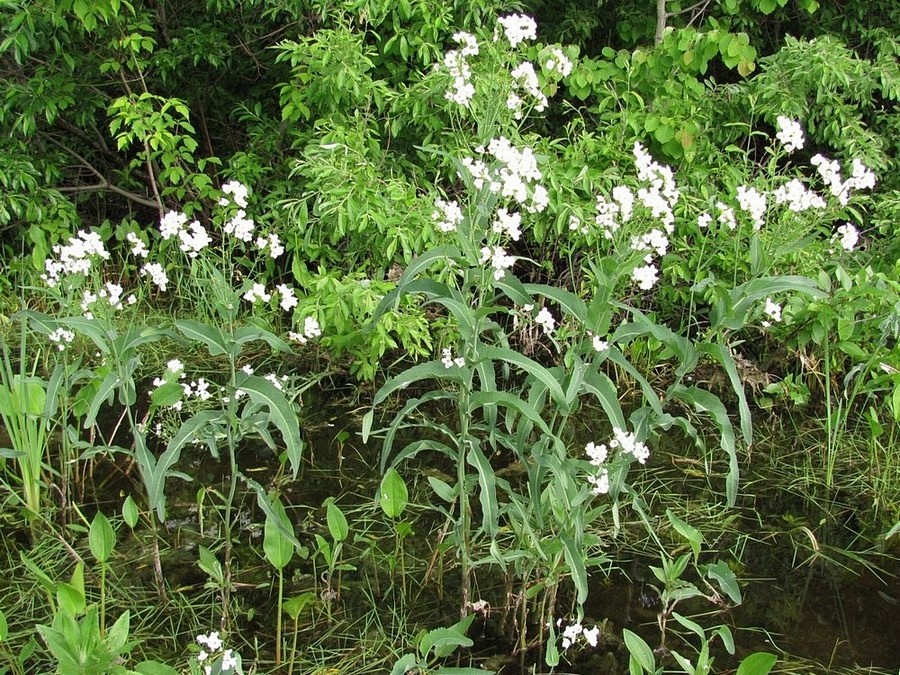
[174,319,229,356]
[106,610,130,651]
[380,390,458,472]
[122,495,139,528]
[283,591,317,621]
[623,629,655,673]
[83,371,117,429]
[582,370,626,429]
[234,325,292,353]
[467,444,498,538]
[391,654,418,675]
[525,283,587,321]
[0,609,7,641]
[263,494,294,570]
[419,627,473,660]
[371,245,461,324]
[428,476,457,502]
[666,509,703,563]
[468,390,552,438]
[89,511,115,564]
[134,661,180,675]
[379,467,408,519]
[698,343,752,446]
[56,581,85,616]
[235,374,304,475]
[672,612,706,641]
[246,477,307,552]
[479,346,565,406]
[704,560,742,604]
[374,361,463,407]
[560,534,588,604]
[736,652,777,675]
[669,385,739,507]
[326,500,349,542]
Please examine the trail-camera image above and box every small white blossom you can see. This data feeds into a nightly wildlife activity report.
[492,208,522,241]
[545,47,573,77]
[480,245,515,280]
[141,263,168,292]
[433,198,464,233]
[276,284,298,311]
[736,185,767,230]
[497,14,537,47]
[48,327,75,350]
[243,283,271,304]
[834,223,859,252]
[535,307,556,335]
[220,180,249,208]
[127,231,148,258]
[631,263,659,290]
[762,297,782,327]
[775,116,805,153]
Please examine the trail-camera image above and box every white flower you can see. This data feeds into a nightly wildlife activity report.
[736,185,767,230]
[631,263,659,290]
[440,348,465,368]
[492,208,522,241]
[141,263,168,292]
[609,427,650,464]
[443,49,475,107]
[224,209,255,242]
[775,116,805,153]
[196,632,222,652]
[256,232,284,258]
[835,223,859,252]
[697,212,712,229]
[220,180,249,208]
[585,441,608,465]
[453,31,479,57]
[479,245,515,280]
[243,283,271,304]
[535,307,556,335]
[591,334,609,352]
[241,364,255,375]
[773,178,826,212]
[127,231,148,257]
[41,229,111,286]
[762,297,782,327]
[166,359,184,375]
[159,210,188,240]
[290,316,322,344]
[48,327,75,350]
[276,284,298,311]
[583,625,600,647]
[545,47,573,77]
[221,649,238,671]
[716,202,737,230]
[497,14,537,47]
[433,198,464,233]
[588,469,610,495]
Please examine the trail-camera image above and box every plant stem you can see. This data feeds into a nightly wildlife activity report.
[275,569,284,665]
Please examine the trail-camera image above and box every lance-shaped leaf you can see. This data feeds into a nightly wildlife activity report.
[235,373,304,475]
[479,346,566,406]
[174,319,229,356]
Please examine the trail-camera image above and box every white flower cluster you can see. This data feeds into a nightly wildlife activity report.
[159,210,210,258]
[255,232,284,259]
[585,428,650,496]
[80,282,136,319]
[126,231,148,258]
[275,283,298,311]
[460,137,547,213]
[491,208,522,241]
[141,262,168,292]
[479,245,516,280]
[48,327,75,351]
[811,154,876,205]
[441,348,465,368]
[633,142,679,232]
[497,14,537,47]
[196,631,239,675]
[775,116,805,153]
[219,180,249,208]
[42,229,110,287]
[736,185,767,230]
[762,297,782,328]
[589,333,609,352]
[716,201,737,230]
[834,223,859,252]
[441,31,477,108]
[433,198,464,233]
[557,619,600,650]
[535,306,556,335]
[545,47,573,77]
[289,316,322,344]
[224,208,255,242]
[507,61,547,119]
[594,186,634,239]
[772,178,826,212]
[243,282,271,304]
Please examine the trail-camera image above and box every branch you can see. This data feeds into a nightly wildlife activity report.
[43,134,161,211]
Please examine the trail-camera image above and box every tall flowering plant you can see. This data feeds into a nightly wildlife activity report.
[363,14,773,666]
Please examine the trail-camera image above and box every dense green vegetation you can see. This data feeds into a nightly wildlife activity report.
[0,0,898,673]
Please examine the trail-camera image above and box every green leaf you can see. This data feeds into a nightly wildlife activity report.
[122,496,139,528]
[174,319,230,356]
[373,361,463,407]
[560,534,588,604]
[736,652,777,675]
[326,500,349,542]
[428,476,457,502]
[263,494,295,570]
[246,478,307,552]
[283,592,317,621]
[704,560,742,604]
[666,509,703,563]
[698,343,752,446]
[479,346,566,406]
[467,444,498,538]
[669,385,739,507]
[370,245,461,324]
[623,629,655,673]
[0,609,7,641]
[134,661,180,675]
[234,325,292,353]
[89,511,116,564]
[524,283,587,321]
[419,627,473,660]
[235,374,304,476]
[379,467,408,519]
